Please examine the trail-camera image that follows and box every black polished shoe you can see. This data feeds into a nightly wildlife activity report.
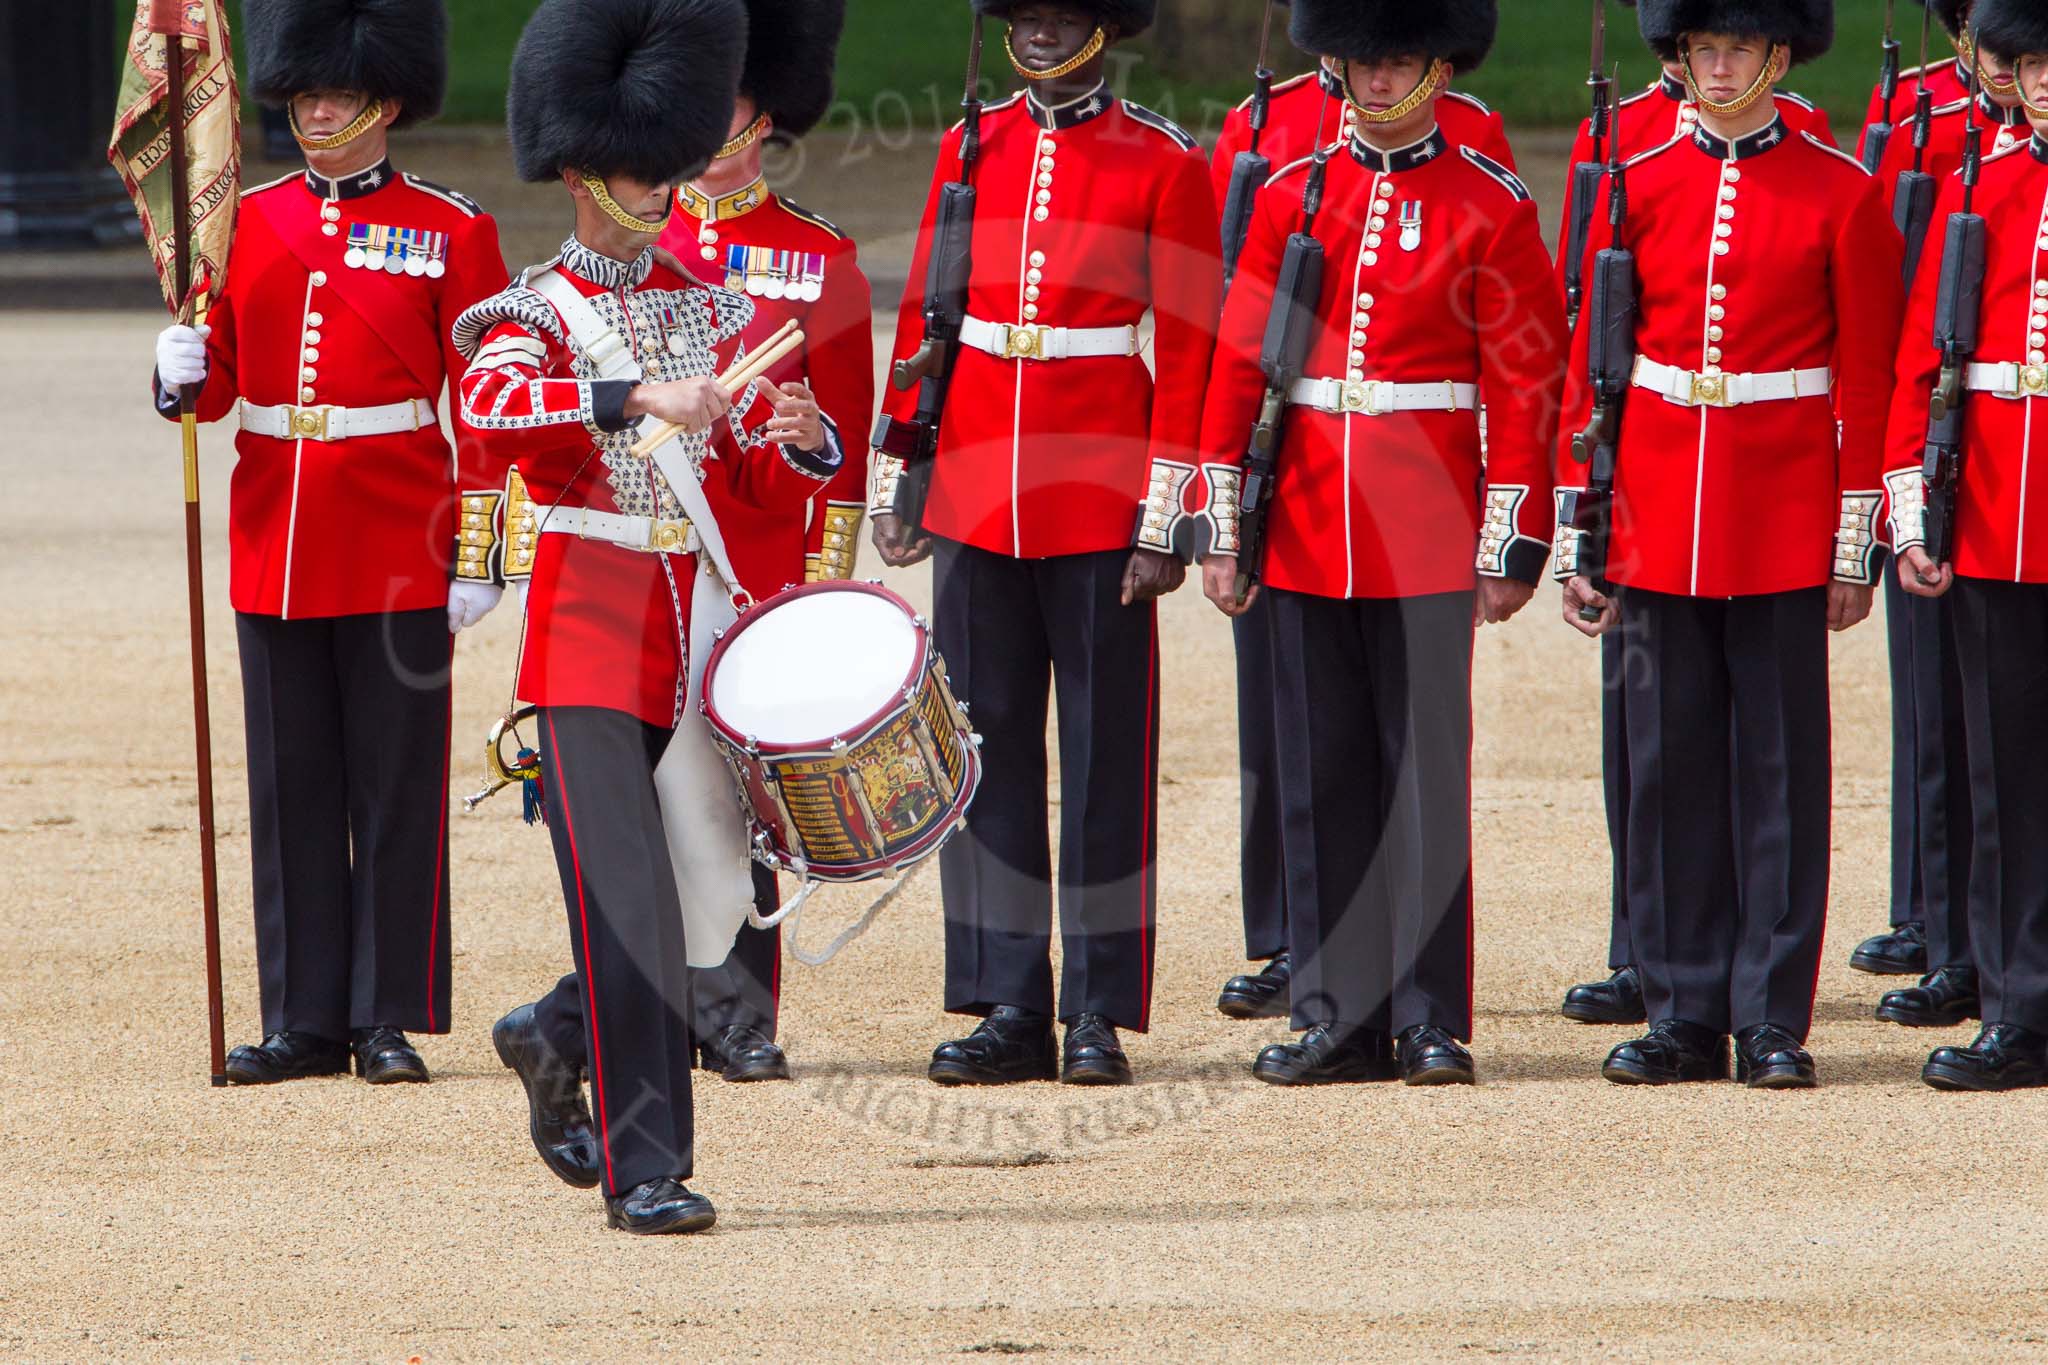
[605,1177,717,1235]
[1602,1019,1730,1085]
[1062,1013,1132,1085]
[1850,920,1928,975]
[1560,965,1647,1025]
[223,1030,350,1085]
[351,1026,429,1084]
[1396,1024,1477,1086]
[928,1006,1058,1086]
[698,1023,791,1082]
[1923,1023,2048,1092]
[492,1004,601,1189]
[1217,952,1292,1020]
[1252,1023,1399,1085]
[1876,965,1981,1029]
[1734,1023,1817,1089]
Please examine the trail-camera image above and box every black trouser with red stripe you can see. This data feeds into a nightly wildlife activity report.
[1267,588,1476,1040]
[1232,595,1293,962]
[932,540,1160,1031]
[1903,582,1974,968]
[235,608,452,1040]
[1599,630,1632,969]
[528,706,695,1197]
[1618,586,1831,1039]
[1883,560,1923,930]
[689,871,781,1040]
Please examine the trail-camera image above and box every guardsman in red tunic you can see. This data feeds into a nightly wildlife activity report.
[1552,2,1835,1035]
[1860,0,1977,163]
[1556,0,1903,1089]
[1206,1,1518,1032]
[149,0,507,1087]
[870,0,1222,1086]
[1199,0,1564,1087]
[1884,0,2048,1091]
[655,0,873,1084]
[462,0,840,1234]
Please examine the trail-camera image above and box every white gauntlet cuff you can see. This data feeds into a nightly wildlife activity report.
[1834,489,1884,585]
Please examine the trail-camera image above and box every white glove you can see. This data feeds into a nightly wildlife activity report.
[156,324,211,395]
[447,581,503,633]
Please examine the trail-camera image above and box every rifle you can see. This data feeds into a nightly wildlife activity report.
[1862,0,1902,172]
[1217,0,1278,288]
[1922,38,1987,566]
[1561,75,1635,621]
[1892,0,1939,282]
[871,15,986,535]
[1562,0,1612,331]
[1231,106,1333,603]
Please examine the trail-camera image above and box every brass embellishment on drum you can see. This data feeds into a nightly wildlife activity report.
[1551,488,1584,582]
[869,452,905,514]
[1201,463,1242,557]
[807,503,865,582]
[1135,458,1197,557]
[1475,484,1528,578]
[1834,490,1884,585]
[503,468,540,581]
[455,488,503,583]
[1884,468,1927,552]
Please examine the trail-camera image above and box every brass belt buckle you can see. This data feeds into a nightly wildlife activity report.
[648,517,692,553]
[289,404,333,440]
[1689,371,1728,408]
[1340,381,1386,416]
[1002,324,1045,361]
[2021,364,2048,397]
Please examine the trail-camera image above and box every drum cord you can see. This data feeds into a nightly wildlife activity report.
[755,862,927,966]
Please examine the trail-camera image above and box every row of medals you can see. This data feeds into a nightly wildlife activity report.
[343,223,449,279]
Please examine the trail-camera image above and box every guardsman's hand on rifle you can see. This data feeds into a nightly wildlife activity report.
[756,379,828,452]
[1897,546,1955,599]
[156,323,210,397]
[1201,555,1258,617]
[1827,580,1876,632]
[1561,575,1619,637]
[1476,577,1536,627]
[871,511,934,568]
[625,375,731,433]
[1121,548,1186,607]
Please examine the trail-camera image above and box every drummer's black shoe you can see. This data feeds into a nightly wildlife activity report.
[223,1031,350,1085]
[1876,965,1981,1029]
[1252,1024,1399,1085]
[1923,1024,2048,1092]
[1396,1025,1477,1086]
[1602,1019,1730,1085]
[928,1006,1058,1085]
[1850,921,1927,975]
[1217,952,1292,1020]
[1062,1014,1133,1085]
[698,1024,791,1082]
[1734,1024,1818,1090]
[352,1026,429,1084]
[492,1004,601,1189]
[1560,965,1647,1025]
[606,1177,717,1235]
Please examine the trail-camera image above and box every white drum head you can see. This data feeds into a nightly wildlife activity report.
[710,590,920,745]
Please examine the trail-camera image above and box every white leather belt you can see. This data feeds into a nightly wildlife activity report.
[960,314,1139,361]
[238,397,435,442]
[1287,377,1477,416]
[540,507,700,555]
[1965,360,2048,399]
[1631,357,1831,408]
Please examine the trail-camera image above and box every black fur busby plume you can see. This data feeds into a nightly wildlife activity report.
[244,0,448,127]
[1974,0,2048,62]
[1289,0,1500,75]
[969,0,1157,41]
[743,0,847,141]
[1638,0,1835,65]
[1915,0,1973,40]
[507,0,749,184]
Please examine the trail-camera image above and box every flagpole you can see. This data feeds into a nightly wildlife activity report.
[156,7,228,1086]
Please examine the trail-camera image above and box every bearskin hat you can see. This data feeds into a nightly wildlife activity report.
[507,0,749,185]
[969,0,1157,41]
[244,0,448,128]
[742,0,847,141]
[1974,0,2048,61]
[1288,0,1500,76]
[1915,0,1974,41]
[1638,0,1835,65]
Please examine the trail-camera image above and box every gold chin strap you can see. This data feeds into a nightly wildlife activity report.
[716,113,771,161]
[1679,43,1785,119]
[1339,58,1446,125]
[289,98,384,151]
[579,173,671,234]
[1978,53,2020,95]
[1006,24,1106,81]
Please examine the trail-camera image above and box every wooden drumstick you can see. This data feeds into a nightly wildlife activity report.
[628,321,805,457]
